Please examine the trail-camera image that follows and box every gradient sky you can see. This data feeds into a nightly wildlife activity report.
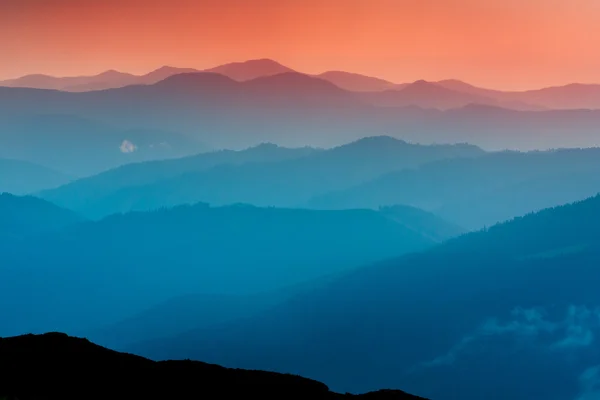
[2,0,600,90]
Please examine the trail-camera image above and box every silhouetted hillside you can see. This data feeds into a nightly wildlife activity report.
[0,203,448,337]
[39,136,484,219]
[308,148,600,229]
[0,158,72,194]
[0,332,426,400]
[0,193,83,238]
[130,195,600,400]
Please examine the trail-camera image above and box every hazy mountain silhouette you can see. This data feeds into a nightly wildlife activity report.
[3,73,600,150]
[0,202,449,336]
[0,193,83,239]
[205,58,296,81]
[4,59,600,111]
[0,158,73,194]
[139,66,202,84]
[435,79,600,110]
[316,71,400,92]
[86,206,464,350]
[0,70,137,91]
[0,114,208,176]
[0,59,293,92]
[361,80,505,110]
[510,83,600,110]
[0,332,426,400]
[37,142,318,213]
[39,136,484,219]
[130,194,600,400]
[308,147,600,229]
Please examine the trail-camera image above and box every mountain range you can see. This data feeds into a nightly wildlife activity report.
[124,193,600,400]
[3,132,600,400]
[307,147,600,229]
[3,69,600,153]
[34,139,600,231]
[37,136,484,219]
[5,55,600,400]
[0,196,462,337]
[3,58,600,111]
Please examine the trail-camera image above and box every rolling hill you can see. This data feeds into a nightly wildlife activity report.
[37,141,320,216]
[129,194,600,400]
[38,136,485,219]
[307,147,600,230]
[0,202,458,337]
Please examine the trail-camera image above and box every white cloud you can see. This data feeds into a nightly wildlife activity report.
[120,140,137,153]
[418,305,600,370]
[481,306,557,336]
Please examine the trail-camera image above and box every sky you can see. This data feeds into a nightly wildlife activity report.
[2,0,600,90]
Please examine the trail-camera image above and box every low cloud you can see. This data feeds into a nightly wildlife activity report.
[120,140,137,153]
[575,365,600,400]
[419,305,600,370]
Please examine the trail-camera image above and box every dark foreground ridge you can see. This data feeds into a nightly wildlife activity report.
[0,333,427,400]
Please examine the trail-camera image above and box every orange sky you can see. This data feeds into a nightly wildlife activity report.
[2,0,600,90]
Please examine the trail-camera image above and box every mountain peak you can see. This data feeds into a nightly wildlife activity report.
[206,59,295,81]
[96,69,129,78]
[150,65,182,73]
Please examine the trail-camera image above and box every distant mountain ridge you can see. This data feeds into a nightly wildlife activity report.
[3,58,600,110]
[4,70,600,152]
[307,147,600,229]
[38,136,485,219]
